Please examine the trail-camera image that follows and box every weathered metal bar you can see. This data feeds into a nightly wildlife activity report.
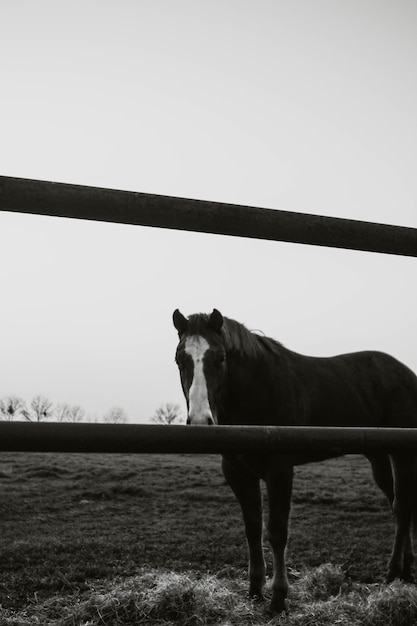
[2,423,417,455]
[0,176,416,256]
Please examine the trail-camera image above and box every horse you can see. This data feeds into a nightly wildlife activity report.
[173,308,417,614]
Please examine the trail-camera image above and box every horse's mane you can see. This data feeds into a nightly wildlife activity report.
[186,313,284,361]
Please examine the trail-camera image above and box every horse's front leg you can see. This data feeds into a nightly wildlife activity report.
[222,456,266,599]
[265,460,294,615]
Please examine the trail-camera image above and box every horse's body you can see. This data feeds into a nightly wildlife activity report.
[173,308,417,614]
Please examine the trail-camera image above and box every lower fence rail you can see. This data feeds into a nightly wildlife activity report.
[1,422,417,455]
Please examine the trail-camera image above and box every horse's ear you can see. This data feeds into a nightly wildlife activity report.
[209,308,223,334]
[173,309,188,335]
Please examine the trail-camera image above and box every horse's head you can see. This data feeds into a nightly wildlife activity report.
[173,309,226,425]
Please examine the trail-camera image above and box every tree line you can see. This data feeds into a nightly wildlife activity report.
[0,395,128,423]
[0,396,184,424]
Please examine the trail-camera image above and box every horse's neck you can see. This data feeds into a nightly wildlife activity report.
[221,347,299,425]
[223,351,272,410]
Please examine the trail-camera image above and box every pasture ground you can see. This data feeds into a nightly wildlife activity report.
[0,451,415,624]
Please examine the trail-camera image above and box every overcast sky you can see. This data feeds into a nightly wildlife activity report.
[0,1,416,422]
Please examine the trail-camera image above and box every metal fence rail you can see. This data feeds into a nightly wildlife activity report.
[2,423,417,455]
[1,176,417,256]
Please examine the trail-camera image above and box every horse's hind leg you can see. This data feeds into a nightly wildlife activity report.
[221,457,266,600]
[403,536,414,582]
[367,454,394,506]
[367,454,414,581]
[387,454,417,582]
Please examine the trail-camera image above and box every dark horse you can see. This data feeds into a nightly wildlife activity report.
[173,308,417,614]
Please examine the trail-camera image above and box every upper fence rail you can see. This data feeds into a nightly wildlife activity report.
[1,176,416,256]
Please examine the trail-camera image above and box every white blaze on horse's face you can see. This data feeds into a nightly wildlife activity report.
[184,335,216,425]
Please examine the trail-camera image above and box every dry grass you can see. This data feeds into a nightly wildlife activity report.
[0,452,411,623]
[1,565,417,626]
[287,567,417,626]
[0,452,394,610]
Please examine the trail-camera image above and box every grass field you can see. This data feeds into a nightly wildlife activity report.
[0,451,411,624]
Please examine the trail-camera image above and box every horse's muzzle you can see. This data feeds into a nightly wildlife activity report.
[186,414,215,425]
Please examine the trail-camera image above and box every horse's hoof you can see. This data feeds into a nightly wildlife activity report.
[268,596,288,616]
[248,581,265,602]
[386,569,399,584]
[248,591,265,603]
[386,573,399,584]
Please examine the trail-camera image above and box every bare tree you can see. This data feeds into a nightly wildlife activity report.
[23,395,54,422]
[0,396,27,421]
[55,403,72,422]
[103,406,128,424]
[55,403,86,423]
[151,403,183,425]
[0,400,7,421]
[68,404,86,423]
